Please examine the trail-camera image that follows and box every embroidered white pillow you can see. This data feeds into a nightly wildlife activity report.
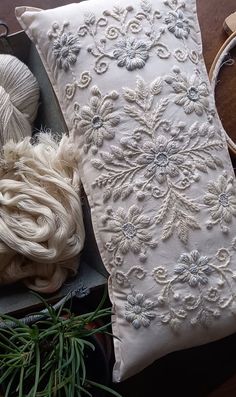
[16,0,236,382]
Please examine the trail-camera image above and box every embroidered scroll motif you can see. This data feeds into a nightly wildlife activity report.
[65,71,92,100]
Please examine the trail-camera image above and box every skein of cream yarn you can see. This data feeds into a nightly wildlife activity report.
[0,54,39,148]
[0,133,85,293]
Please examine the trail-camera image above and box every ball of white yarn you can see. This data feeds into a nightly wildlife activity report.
[0,133,85,293]
[0,54,39,147]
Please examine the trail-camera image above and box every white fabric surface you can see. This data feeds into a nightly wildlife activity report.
[16,0,236,381]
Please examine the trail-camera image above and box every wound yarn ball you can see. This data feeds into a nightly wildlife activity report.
[0,54,39,147]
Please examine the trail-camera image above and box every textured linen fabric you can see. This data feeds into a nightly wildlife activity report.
[17,0,236,382]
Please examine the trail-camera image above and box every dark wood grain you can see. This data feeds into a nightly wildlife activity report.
[0,1,236,395]
[209,373,236,397]
[197,0,236,152]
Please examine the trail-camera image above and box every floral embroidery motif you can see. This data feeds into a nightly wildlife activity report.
[44,0,236,341]
[48,22,81,71]
[162,0,199,65]
[91,77,223,244]
[174,250,213,287]
[164,9,190,39]
[150,243,236,332]
[102,205,157,264]
[204,173,236,233]
[77,1,170,74]
[47,0,200,77]
[47,0,201,80]
[73,86,120,153]
[113,37,149,70]
[136,135,186,184]
[65,71,92,100]
[165,67,210,116]
[121,242,236,332]
[125,293,156,329]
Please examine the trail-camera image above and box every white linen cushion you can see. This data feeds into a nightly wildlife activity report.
[16,0,236,382]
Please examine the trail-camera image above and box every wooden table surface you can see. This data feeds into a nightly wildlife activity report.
[0,1,236,396]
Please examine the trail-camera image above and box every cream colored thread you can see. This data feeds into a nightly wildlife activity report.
[0,54,39,148]
[0,133,85,293]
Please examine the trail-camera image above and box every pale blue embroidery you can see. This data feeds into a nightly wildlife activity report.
[121,242,236,332]
[164,9,190,39]
[102,204,157,264]
[151,243,236,331]
[90,77,223,244]
[77,1,170,74]
[125,293,156,329]
[165,67,210,116]
[48,0,200,77]
[204,173,236,233]
[113,37,150,70]
[48,22,81,72]
[174,250,212,287]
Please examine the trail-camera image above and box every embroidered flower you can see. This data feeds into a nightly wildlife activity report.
[174,250,212,287]
[183,295,200,310]
[137,136,184,183]
[205,287,220,302]
[105,205,157,257]
[165,69,209,116]
[164,10,190,39]
[216,248,230,262]
[52,32,80,71]
[113,37,150,71]
[73,86,120,152]
[125,293,156,329]
[204,174,236,231]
